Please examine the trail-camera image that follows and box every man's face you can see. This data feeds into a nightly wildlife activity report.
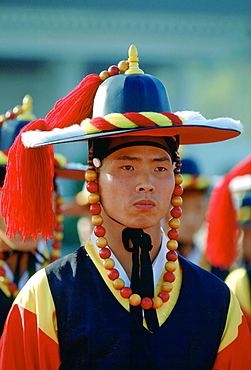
[98,144,175,230]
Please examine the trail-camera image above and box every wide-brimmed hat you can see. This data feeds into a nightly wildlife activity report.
[1,45,243,241]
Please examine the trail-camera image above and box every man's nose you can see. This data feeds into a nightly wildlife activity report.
[135,173,155,193]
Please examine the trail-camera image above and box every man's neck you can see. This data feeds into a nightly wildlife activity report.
[101,213,162,279]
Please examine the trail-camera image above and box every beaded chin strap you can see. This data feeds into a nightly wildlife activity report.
[85,146,183,312]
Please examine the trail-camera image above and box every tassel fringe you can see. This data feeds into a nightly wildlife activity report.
[1,74,102,240]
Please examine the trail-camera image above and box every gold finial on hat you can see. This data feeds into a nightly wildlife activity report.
[17,94,36,121]
[125,45,144,75]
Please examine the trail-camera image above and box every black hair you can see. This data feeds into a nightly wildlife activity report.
[91,136,178,163]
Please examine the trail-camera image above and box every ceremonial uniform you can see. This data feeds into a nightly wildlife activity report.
[1,234,250,369]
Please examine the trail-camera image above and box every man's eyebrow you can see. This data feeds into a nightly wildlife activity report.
[116,155,171,162]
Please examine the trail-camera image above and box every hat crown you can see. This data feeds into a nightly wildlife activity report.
[92,73,172,117]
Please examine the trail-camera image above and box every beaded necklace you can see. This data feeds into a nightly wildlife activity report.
[85,148,183,311]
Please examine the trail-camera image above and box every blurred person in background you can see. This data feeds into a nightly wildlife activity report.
[163,155,209,266]
[205,154,251,280]
[225,178,251,329]
[0,96,85,334]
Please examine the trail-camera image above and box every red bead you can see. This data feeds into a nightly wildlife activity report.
[166,250,178,261]
[0,267,6,276]
[55,223,64,232]
[120,287,132,298]
[94,226,106,237]
[158,291,170,302]
[167,228,179,240]
[99,247,111,259]
[8,282,17,292]
[108,65,120,76]
[107,268,119,280]
[170,206,182,218]
[173,184,183,196]
[56,206,63,214]
[86,181,99,193]
[163,271,175,283]
[52,241,62,250]
[5,110,16,120]
[90,204,101,215]
[141,297,152,310]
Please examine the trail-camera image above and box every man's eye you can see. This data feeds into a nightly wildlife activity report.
[122,165,134,170]
[155,167,167,172]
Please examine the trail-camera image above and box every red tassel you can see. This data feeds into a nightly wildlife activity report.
[205,154,251,269]
[1,74,102,240]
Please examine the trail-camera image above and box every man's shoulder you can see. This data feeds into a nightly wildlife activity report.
[179,255,230,297]
[45,247,87,276]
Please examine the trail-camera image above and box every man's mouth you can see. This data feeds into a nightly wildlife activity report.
[134,200,156,209]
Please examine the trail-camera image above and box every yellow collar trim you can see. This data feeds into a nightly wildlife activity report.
[85,238,182,330]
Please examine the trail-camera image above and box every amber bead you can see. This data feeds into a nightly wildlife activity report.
[171,195,183,207]
[85,170,97,182]
[13,105,23,115]
[129,293,141,306]
[96,237,108,248]
[51,249,61,259]
[165,261,176,272]
[175,173,183,185]
[113,278,125,290]
[168,218,180,229]
[88,193,100,204]
[161,282,173,292]
[152,296,163,309]
[99,70,110,81]
[118,60,129,72]
[54,231,64,241]
[141,297,152,310]
[167,239,178,251]
[56,196,64,206]
[103,258,114,269]
[0,114,7,124]
[91,215,103,226]
[56,214,64,224]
